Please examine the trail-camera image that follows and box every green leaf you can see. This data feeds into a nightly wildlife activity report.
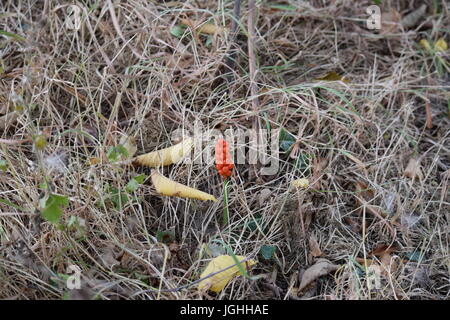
[404,250,423,262]
[110,187,129,210]
[41,194,69,223]
[0,159,7,171]
[133,173,146,184]
[373,0,381,5]
[125,179,139,193]
[246,214,263,232]
[156,231,175,243]
[126,174,146,193]
[267,3,297,11]
[0,30,26,42]
[293,152,311,174]
[279,128,296,153]
[107,144,129,162]
[260,245,276,260]
[0,198,26,211]
[170,25,187,38]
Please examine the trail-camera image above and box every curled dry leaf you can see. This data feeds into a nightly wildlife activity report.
[368,244,399,277]
[299,258,339,292]
[198,255,256,293]
[134,137,193,167]
[308,234,323,258]
[344,216,362,233]
[404,158,423,181]
[151,170,217,202]
[311,157,328,189]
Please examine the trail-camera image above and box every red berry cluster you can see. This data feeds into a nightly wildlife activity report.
[215,139,234,178]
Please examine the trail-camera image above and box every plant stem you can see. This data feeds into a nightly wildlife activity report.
[223,178,230,225]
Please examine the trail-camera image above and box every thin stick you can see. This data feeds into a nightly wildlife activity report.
[223,178,230,225]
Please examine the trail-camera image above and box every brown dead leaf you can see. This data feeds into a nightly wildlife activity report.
[355,181,374,203]
[308,234,323,258]
[344,216,362,233]
[404,158,423,182]
[355,257,376,267]
[369,244,397,257]
[298,259,339,291]
[311,157,328,189]
[381,8,401,34]
[369,244,399,277]
[401,4,427,29]
[354,181,396,237]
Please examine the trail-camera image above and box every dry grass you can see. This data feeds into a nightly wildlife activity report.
[0,0,449,300]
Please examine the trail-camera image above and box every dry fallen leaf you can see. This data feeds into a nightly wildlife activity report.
[380,8,401,34]
[133,137,193,167]
[369,244,399,277]
[310,157,328,189]
[401,4,427,29]
[344,216,362,233]
[151,170,217,202]
[404,158,423,181]
[308,234,323,258]
[299,258,339,291]
[354,181,396,237]
[198,255,256,293]
[369,244,397,257]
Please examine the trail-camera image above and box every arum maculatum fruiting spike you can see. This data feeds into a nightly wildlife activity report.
[215,139,234,178]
